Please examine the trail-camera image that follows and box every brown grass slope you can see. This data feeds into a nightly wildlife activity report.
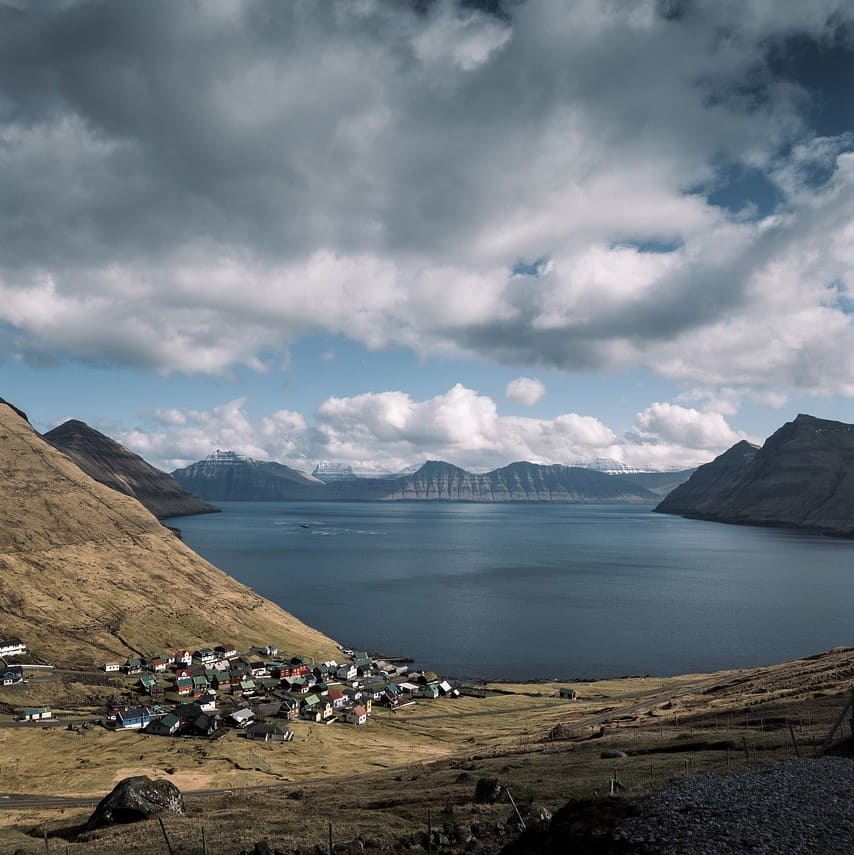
[0,402,338,667]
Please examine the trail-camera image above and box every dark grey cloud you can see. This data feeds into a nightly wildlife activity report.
[0,0,851,394]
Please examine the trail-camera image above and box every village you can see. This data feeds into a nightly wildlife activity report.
[0,636,503,745]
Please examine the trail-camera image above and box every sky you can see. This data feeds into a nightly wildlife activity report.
[1,0,853,475]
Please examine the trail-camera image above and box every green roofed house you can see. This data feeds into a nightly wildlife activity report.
[147,712,181,736]
[21,706,51,721]
[139,674,157,693]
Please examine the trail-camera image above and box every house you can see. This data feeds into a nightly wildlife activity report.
[360,681,387,702]
[249,661,269,678]
[226,707,254,728]
[188,712,221,737]
[21,706,51,721]
[353,652,372,675]
[138,674,157,693]
[336,664,357,681]
[0,639,27,658]
[145,657,169,672]
[397,682,420,696]
[415,671,439,686]
[116,706,152,730]
[198,692,218,712]
[327,689,347,710]
[237,678,257,697]
[300,694,334,722]
[382,684,401,707]
[420,682,440,700]
[343,705,368,726]
[102,662,121,673]
[176,676,194,696]
[192,675,209,698]
[283,676,309,694]
[146,713,181,736]
[245,722,293,742]
[275,697,300,721]
[123,657,143,674]
[437,680,455,696]
[175,649,192,666]
[174,666,192,679]
[193,648,217,664]
[559,687,578,700]
[214,643,237,659]
[1,666,23,686]
[209,671,231,691]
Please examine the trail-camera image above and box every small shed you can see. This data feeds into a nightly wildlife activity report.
[21,706,51,721]
[558,687,578,700]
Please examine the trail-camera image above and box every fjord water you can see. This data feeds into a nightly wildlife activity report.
[177,502,854,680]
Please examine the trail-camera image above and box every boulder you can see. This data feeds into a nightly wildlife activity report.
[85,775,185,829]
[474,777,502,804]
[506,803,552,831]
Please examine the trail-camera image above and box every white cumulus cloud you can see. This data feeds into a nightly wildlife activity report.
[505,377,546,407]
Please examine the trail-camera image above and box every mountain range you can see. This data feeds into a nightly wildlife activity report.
[43,419,218,519]
[172,453,694,503]
[0,400,337,667]
[655,414,854,537]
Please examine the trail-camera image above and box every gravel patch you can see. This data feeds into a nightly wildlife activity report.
[616,757,854,854]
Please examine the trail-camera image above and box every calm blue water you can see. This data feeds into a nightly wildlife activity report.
[176,502,854,681]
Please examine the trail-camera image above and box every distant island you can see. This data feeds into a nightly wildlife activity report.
[171,451,693,503]
[655,414,854,537]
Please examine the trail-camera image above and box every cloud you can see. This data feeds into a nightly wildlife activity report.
[0,1,852,401]
[631,402,743,450]
[118,385,749,474]
[505,377,546,406]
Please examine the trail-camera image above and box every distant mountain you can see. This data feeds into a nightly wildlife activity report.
[172,450,325,501]
[655,414,854,537]
[43,419,218,520]
[379,460,660,502]
[312,462,358,481]
[0,401,338,667]
[174,454,686,503]
[616,468,698,497]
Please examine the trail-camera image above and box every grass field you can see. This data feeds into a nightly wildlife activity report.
[1,647,852,853]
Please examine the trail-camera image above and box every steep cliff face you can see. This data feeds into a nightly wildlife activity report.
[0,402,338,666]
[654,441,759,516]
[656,415,854,536]
[43,420,218,519]
[172,451,325,501]
[378,460,659,502]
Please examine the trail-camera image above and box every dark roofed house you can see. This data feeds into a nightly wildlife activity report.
[245,722,293,742]
[116,706,151,730]
[276,697,300,721]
